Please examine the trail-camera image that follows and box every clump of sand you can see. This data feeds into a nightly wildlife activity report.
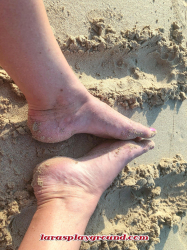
[0,186,34,249]
[60,21,187,109]
[80,154,187,250]
[0,69,25,100]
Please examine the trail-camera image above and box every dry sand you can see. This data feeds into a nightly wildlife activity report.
[0,0,187,249]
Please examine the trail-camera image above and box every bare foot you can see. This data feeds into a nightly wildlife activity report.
[32,139,155,211]
[28,83,156,143]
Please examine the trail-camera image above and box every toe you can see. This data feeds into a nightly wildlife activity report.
[120,120,157,140]
[109,139,155,165]
[81,139,155,192]
[86,99,157,141]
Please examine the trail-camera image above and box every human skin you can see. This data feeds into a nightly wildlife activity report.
[0,0,157,143]
[18,139,154,250]
[0,2,157,249]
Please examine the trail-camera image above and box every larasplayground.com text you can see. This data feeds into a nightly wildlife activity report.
[40,233,149,242]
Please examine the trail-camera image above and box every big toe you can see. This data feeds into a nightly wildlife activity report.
[88,99,157,140]
[124,121,157,139]
[80,139,155,191]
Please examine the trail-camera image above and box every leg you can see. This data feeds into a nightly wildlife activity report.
[19,139,154,250]
[0,0,156,143]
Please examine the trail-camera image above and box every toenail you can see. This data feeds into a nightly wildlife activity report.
[149,144,155,150]
[150,127,156,132]
[149,128,157,137]
[148,141,155,150]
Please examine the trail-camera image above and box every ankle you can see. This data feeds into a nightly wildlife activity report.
[27,76,91,112]
[37,195,99,218]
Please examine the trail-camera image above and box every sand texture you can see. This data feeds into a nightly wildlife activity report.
[0,0,187,249]
[62,23,187,109]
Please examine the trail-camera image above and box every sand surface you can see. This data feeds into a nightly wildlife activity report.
[0,0,187,249]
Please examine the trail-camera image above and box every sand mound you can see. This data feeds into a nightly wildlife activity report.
[60,22,187,109]
[81,154,187,250]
